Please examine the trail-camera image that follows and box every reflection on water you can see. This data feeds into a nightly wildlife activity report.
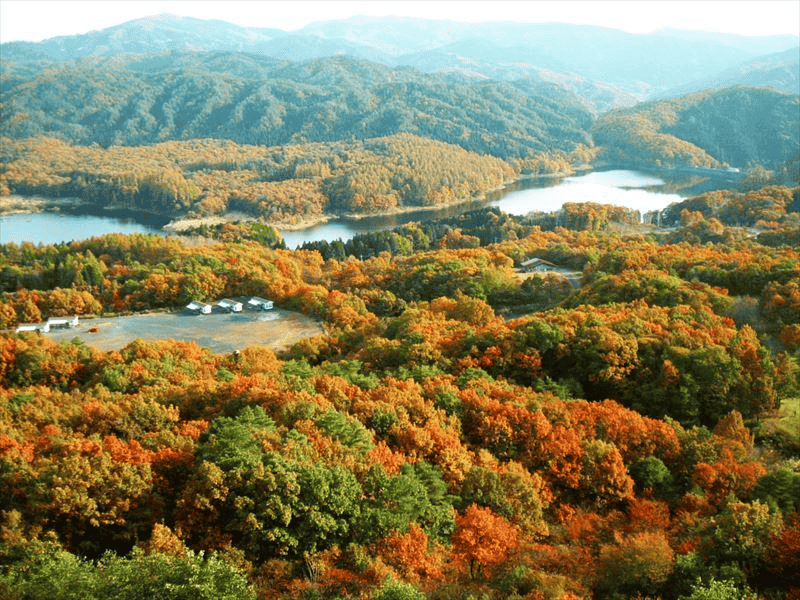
[0,209,169,245]
[492,175,685,216]
[3,169,724,248]
[280,199,489,249]
[565,170,667,188]
[282,169,700,247]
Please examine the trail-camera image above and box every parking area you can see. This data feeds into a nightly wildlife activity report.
[43,308,324,354]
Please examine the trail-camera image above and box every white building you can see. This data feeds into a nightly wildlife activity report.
[16,322,50,333]
[217,299,243,312]
[47,316,79,329]
[520,257,557,272]
[248,296,274,311]
[186,300,212,314]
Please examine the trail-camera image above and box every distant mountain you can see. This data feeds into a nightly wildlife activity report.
[0,14,282,61]
[304,17,798,94]
[0,14,391,65]
[649,27,799,54]
[2,14,797,107]
[301,16,798,63]
[392,41,641,112]
[657,47,800,98]
[0,52,594,158]
[2,14,797,170]
[298,16,482,55]
[593,87,800,169]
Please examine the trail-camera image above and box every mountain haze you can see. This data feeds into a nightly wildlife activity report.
[2,14,798,106]
[657,46,800,98]
[593,87,800,169]
[1,14,797,177]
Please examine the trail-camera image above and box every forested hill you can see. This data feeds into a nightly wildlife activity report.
[0,52,593,158]
[656,46,800,99]
[3,14,797,102]
[592,87,800,169]
[0,134,521,219]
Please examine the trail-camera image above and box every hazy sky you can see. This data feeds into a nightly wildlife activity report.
[2,0,799,43]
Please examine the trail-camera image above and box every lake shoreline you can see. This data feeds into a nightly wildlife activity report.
[0,195,86,215]
[2,167,740,247]
[1,171,546,232]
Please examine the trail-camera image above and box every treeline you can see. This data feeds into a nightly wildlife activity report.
[299,207,530,261]
[0,52,594,159]
[525,202,643,232]
[1,184,798,326]
[2,53,796,185]
[659,185,799,227]
[0,134,517,220]
[593,87,799,170]
[0,210,799,597]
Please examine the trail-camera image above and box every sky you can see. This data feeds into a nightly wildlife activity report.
[1,0,799,43]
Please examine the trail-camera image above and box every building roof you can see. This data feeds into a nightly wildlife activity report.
[521,257,556,267]
[187,300,212,310]
[47,316,79,325]
[217,298,242,307]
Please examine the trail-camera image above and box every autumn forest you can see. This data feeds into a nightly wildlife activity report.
[0,12,799,600]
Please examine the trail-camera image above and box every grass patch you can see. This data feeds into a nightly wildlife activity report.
[776,396,800,440]
[760,396,800,456]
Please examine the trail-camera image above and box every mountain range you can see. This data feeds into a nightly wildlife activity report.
[1,14,798,173]
[0,52,595,157]
[3,14,798,106]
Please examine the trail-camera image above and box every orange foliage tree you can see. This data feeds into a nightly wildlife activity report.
[451,505,519,580]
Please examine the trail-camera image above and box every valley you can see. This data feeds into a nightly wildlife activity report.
[0,10,798,600]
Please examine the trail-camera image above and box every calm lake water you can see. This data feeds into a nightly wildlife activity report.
[280,169,700,248]
[492,170,684,216]
[0,169,713,248]
[0,209,170,246]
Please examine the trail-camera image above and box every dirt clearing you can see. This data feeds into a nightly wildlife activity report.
[44,308,324,355]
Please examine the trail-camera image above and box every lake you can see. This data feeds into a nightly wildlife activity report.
[491,169,684,216]
[0,209,171,246]
[0,169,718,248]
[280,169,709,247]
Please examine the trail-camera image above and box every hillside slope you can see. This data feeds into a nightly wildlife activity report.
[0,53,593,159]
[657,47,800,99]
[0,133,517,220]
[2,14,797,107]
[592,87,800,169]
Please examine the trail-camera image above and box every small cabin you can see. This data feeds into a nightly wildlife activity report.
[47,316,79,329]
[16,322,49,333]
[217,298,243,313]
[186,300,212,314]
[520,258,557,273]
[248,296,274,311]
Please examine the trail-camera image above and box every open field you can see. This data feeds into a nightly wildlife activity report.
[760,396,800,457]
[771,396,800,441]
[43,308,324,355]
